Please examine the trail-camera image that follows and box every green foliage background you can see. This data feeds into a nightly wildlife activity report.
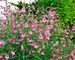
[37,0,75,28]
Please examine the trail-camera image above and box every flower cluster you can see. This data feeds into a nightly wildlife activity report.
[0,2,75,60]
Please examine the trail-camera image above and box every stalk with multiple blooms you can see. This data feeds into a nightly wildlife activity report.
[0,1,75,60]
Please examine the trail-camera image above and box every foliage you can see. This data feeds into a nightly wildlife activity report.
[0,0,75,60]
[37,0,75,28]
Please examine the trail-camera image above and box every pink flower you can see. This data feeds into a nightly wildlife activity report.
[72,25,75,31]
[38,33,43,40]
[28,40,38,49]
[16,24,20,28]
[48,10,55,19]
[34,45,39,48]
[31,50,35,53]
[15,42,20,44]
[32,28,36,31]
[0,54,3,58]
[50,25,53,29]
[24,22,29,28]
[31,23,37,28]
[46,25,51,30]
[0,0,2,1]
[6,12,12,17]
[0,20,6,25]
[17,10,22,14]
[12,30,17,33]
[21,7,26,13]
[55,20,59,22]
[11,20,15,25]
[63,30,69,34]
[49,14,54,19]
[5,54,9,60]
[38,24,43,32]
[45,36,50,40]
[44,30,50,36]
[41,17,48,23]
[44,30,50,40]
[27,39,34,43]
[28,17,32,21]
[8,38,14,43]
[50,19,54,25]
[0,40,5,46]
[11,51,15,55]
[34,20,38,23]
[28,31,32,35]
[6,4,10,8]
[40,52,45,55]
[21,33,25,38]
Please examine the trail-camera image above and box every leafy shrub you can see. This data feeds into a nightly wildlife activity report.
[0,1,75,60]
[37,0,75,29]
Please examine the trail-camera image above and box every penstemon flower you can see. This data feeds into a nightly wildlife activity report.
[11,51,15,55]
[0,1,74,60]
[38,33,43,41]
[0,54,3,59]
[34,44,39,48]
[34,19,38,23]
[0,40,5,46]
[50,19,54,25]
[41,17,48,23]
[24,22,29,28]
[5,54,9,60]
[31,23,37,28]
[8,38,14,43]
[28,31,33,35]
[38,24,43,32]
[0,19,6,25]
[72,24,75,31]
